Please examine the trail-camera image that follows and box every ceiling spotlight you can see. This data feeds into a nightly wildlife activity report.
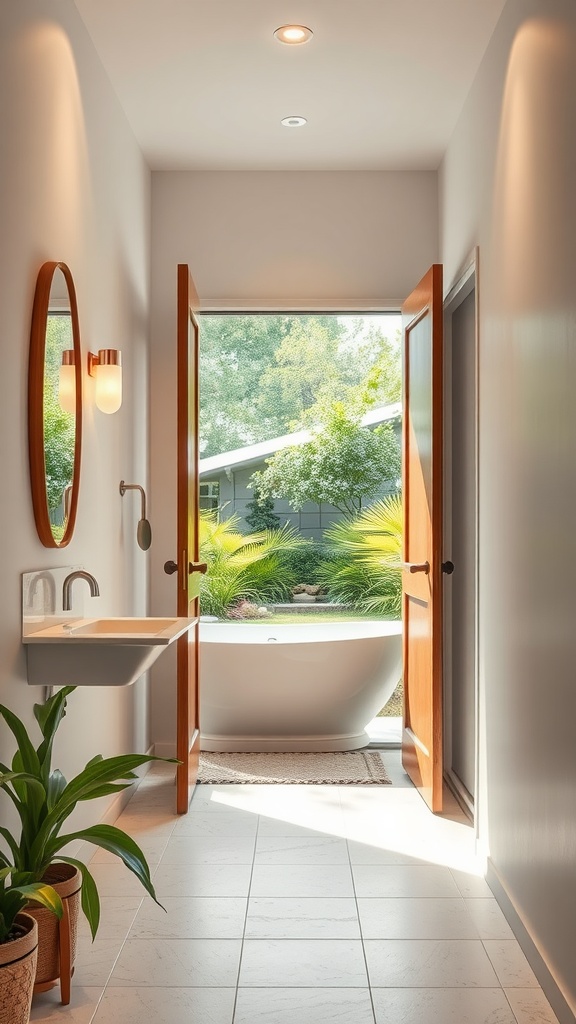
[274,25,313,45]
[281,116,307,128]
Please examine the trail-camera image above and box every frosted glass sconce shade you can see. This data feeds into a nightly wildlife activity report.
[58,350,76,414]
[88,349,122,414]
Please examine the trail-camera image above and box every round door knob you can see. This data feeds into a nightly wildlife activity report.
[163,560,178,575]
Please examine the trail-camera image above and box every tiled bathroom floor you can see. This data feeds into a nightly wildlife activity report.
[31,752,559,1024]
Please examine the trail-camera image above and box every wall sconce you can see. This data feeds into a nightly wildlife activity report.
[58,350,76,414]
[119,480,151,550]
[88,349,122,414]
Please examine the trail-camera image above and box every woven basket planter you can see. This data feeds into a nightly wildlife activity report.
[0,913,38,1024]
[26,863,81,1005]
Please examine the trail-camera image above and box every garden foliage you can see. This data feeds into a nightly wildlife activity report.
[318,495,403,617]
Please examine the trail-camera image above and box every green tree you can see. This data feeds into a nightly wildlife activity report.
[199,314,401,458]
[245,488,281,531]
[44,316,75,516]
[250,401,400,516]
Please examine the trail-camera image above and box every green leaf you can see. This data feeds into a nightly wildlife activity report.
[46,770,68,812]
[34,688,75,776]
[50,825,160,908]
[57,857,100,940]
[77,783,133,801]
[30,754,164,864]
[19,882,63,919]
[0,705,41,776]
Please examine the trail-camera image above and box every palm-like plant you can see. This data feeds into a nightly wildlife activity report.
[318,495,403,617]
[0,687,170,939]
[199,510,305,618]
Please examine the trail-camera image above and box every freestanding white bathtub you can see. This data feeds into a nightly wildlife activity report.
[199,619,402,752]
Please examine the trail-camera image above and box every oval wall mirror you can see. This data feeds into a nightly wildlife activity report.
[28,262,82,547]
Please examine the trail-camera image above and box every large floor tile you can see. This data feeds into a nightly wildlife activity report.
[171,813,259,837]
[77,897,142,942]
[245,897,360,939]
[239,939,368,988]
[357,897,479,939]
[90,835,169,865]
[160,835,256,864]
[450,868,494,898]
[129,896,247,938]
[234,987,375,1024]
[257,818,342,839]
[30,986,103,1024]
[72,938,124,988]
[153,861,253,897]
[93,986,235,1024]
[352,864,461,898]
[85,862,156,899]
[114,811,177,836]
[348,840,425,865]
[364,939,499,988]
[250,863,355,898]
[464,899,515,940]
[107,938,242,987]
[254,836,349,864]
[372,987,516,1024]
[504,988,561,1023]
[483,941,540,988]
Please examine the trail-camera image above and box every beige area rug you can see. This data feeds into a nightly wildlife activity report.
[197,750,391,785]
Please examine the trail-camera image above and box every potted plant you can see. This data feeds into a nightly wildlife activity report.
[0,687,171,1003]
[0,868,62,1024]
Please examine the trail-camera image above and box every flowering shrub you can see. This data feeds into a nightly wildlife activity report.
[227,601,270,620]
[250,402,400,515]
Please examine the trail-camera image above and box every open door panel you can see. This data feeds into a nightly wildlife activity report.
[401,264,444,813]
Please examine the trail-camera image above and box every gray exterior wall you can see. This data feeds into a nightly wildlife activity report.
[201,420,401,539]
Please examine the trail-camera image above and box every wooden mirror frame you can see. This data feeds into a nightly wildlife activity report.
[28,262,82,547]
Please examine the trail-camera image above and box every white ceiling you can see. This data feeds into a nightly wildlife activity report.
[73,0,507,171]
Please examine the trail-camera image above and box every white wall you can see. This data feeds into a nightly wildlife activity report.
[0,1,151,830]
[441,1,576,1016]
[149,169,438,753]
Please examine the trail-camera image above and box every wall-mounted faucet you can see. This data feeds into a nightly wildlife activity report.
[62,570,100,612]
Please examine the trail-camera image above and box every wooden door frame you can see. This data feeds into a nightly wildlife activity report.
[175,264,201,814]
[442,248,480,825]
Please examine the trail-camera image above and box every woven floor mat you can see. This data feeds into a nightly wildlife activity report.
[197,750,391,785]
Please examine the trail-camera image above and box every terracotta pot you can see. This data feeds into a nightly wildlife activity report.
[0,913,38,1024]
[26,863,81,1003]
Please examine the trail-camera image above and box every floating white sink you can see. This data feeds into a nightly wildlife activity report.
[23,616,196,687]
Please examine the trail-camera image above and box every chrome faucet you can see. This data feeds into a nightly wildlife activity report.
[62,570,100,612]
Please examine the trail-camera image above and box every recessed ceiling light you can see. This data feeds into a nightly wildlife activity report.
[274,25,313,45]
[281,116,307,128]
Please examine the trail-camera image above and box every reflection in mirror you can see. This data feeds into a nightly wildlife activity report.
[29,262,82,547]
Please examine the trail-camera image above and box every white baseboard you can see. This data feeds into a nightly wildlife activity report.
[153,741,177,759]
[486,859,575,1024]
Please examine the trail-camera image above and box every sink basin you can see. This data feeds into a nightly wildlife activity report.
[68,617,183,638]
[23,616,196,687]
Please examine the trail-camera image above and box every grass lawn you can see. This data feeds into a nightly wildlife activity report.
[223,612,396,625]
